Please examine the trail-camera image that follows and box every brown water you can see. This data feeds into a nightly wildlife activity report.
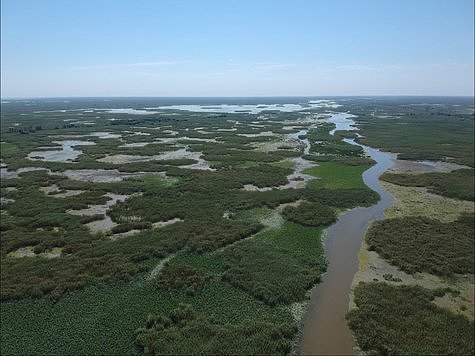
[299,134,395,354]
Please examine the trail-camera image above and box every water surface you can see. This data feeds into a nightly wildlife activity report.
[299,115,395,355]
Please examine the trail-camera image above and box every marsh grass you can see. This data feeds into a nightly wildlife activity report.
[304,161,370,190]
[348,282,474,355]
[381,169,474,201]
[282,201,336,226]
[366,214,474,276]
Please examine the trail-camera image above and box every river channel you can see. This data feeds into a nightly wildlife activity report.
[299,113,395,355]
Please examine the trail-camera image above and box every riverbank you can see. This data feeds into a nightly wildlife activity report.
[348,155,474,354]
[350,180,475,321]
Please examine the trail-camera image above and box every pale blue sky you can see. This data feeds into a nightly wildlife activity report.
[1,0,474,97]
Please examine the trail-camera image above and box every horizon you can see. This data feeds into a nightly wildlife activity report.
[2,0,474,97]
[3,94,475,100]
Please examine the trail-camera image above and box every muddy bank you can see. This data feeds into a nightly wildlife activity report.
[388,159,469,174]
[7,246,63,259]
[381,181,474,222]
[40,184,85,198]
[351,180,475,322]
[67,193,132,233]
[59,169,165,183]
[244,130,316,191]
[152,217,183,229]
[1,167,50,180]
[97,148,215,171]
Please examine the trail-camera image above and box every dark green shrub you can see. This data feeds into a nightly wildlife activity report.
[282,201,336,226]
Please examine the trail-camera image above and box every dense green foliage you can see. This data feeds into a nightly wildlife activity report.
[135,303,296,355]
[157,264,209,296]
[0,278,294,355]
[348,282,474,355]
[366,215,474,276]
[303,187,379,209]
[282,201,336,226]
[222,222,326,305]
[381,169,474,201]
[303,154,375,166]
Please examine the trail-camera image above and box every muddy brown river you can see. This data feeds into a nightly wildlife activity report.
[299,115,395,355]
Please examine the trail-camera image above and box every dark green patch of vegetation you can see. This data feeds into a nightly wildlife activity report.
[282,201,336,226]
[135,303,296,355]
[304,187,379,209]
[185,220,263,253]
[366,215,474,276]
[348,282,474,355]
[222,222,326,305]
[303,154,375,166]
[381,169,474,201]
[157,264,209,296]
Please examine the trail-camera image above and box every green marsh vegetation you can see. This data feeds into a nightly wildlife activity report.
[348,97,475,167]
[347,97,475,355]
[348,282,474,355]
[135,303,297,355]
[366,215,474,276]
[307,124,364,157]
[221,222,326,306]
[4,97,472,354]
[298,138,380,212]
[301,126,380,209]
[304,161,370,190]
[1,99,351,354]
[381,169,474,201]
[282,202,336,227]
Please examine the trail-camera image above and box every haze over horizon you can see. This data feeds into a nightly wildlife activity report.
[1,0,474,98]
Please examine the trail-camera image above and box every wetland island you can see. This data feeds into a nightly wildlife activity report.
[1,97,474,355]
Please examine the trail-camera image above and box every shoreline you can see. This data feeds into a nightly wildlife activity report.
[349,180,475,322]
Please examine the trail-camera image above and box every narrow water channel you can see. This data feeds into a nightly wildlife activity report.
[299,113,395,355]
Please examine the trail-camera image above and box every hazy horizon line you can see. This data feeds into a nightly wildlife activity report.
[2,94,474,100]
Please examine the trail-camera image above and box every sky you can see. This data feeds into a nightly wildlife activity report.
[1,0,474,97]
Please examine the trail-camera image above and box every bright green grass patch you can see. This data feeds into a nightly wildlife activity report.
[304,161,370,190]
[348,282,474,355]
